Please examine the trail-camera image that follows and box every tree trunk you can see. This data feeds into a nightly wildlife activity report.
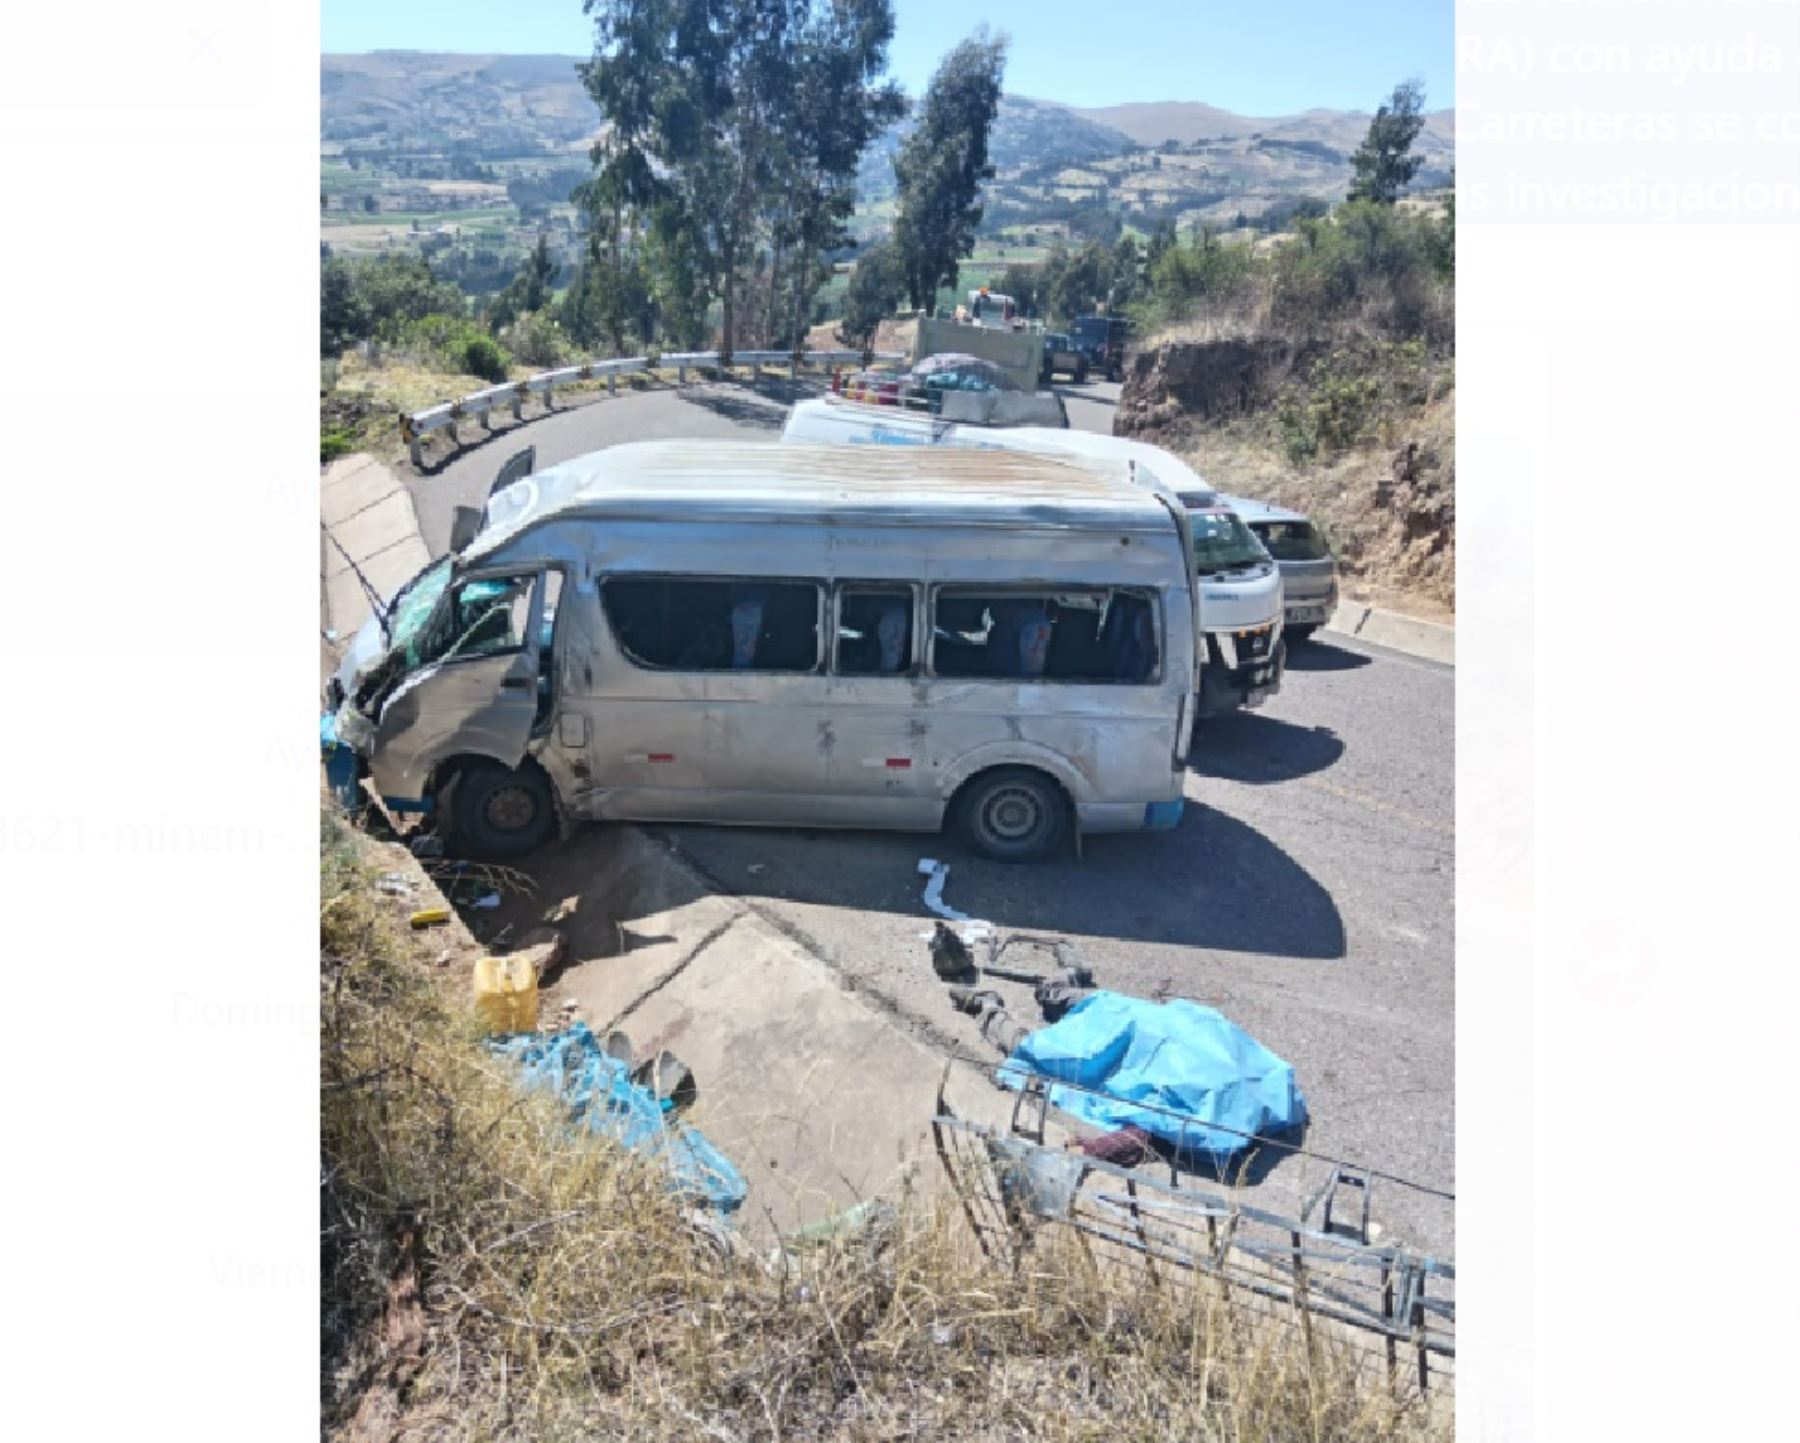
[719,229,737,367]
[767,235,784,347]
[789,241,809,360]
[609,199,626,354]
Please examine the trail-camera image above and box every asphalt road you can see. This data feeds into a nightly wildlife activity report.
[411,374,1126,554]
[401,375,1455,1254]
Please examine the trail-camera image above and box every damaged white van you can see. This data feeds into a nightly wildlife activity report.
[326,441,1199,862]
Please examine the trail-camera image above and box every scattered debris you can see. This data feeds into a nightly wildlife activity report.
[375,873,414,897]
[929,921,979,982]
[782,1197,898,1252]
[472,892,501,910]
[422,858,537,906]
[489,1023,746,1213]
[1068,1125,1154,1169]
[409,907,450,930]
[472,955,538,1035]
[544,998,584,1036]
[632,1049,698,1113]
[989,1134,1086,1224]
[408,834,445,859]
[987,935,1095,990]
[916,858,993,945]
[1032,968,1092,1023]
[947,985,1031,1054]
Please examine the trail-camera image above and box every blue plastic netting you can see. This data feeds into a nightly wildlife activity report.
[488,1023,746,1213]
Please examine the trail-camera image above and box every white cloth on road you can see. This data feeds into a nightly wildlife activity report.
[917,858,993,946]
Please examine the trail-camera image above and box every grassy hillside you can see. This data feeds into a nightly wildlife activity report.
[321,54,1455,284]
[1115,198,1456,616]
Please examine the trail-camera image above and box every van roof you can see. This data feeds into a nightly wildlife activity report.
[470,439,1177,559]
[1217,493,1311,525]
[930,424,1216,499]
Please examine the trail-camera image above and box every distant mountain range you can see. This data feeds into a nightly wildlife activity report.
[321,53,1454,239]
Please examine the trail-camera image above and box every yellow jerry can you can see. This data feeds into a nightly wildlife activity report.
[472,955,539,1035]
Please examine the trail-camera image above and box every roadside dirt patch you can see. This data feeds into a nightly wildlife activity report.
[1118,338,1455,614]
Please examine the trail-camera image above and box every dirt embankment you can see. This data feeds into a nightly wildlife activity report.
[1117,339,1455,617]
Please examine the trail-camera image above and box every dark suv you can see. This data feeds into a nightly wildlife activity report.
[1070,315,1129,382]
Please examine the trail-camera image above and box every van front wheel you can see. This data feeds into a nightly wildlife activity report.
[954,768,1068,863]
[449,761,556,859]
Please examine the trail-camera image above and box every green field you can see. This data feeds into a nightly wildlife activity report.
[329,205,517,228]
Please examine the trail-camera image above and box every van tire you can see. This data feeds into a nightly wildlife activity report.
[1074,359,1090,384]
[1286,625,1318,645]
[448,760,556,860]
[953,767,1069,863]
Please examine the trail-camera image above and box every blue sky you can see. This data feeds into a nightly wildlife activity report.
[321,0,1454,115]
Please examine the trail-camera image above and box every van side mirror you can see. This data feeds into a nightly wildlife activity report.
[449,506,484,554]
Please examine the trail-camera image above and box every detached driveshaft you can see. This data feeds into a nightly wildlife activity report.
[930,923,1096,1031]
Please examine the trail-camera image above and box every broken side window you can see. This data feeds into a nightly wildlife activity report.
[835,587,915,675]
[601,577,821,673]
[930,587,1160,683]
[413,573,538,668]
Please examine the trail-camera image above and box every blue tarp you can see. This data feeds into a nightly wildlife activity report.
[488,1023,747,1214]
[997,992,1306,1159]
[319,711,361,811]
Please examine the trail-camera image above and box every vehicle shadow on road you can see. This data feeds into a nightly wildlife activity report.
[675,376,820,431]
[660,799,1347,962]
[1285,640,1372,673]
[1189,712,1345,785]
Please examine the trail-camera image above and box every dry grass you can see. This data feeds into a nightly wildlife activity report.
[321,810,1451,1441]
[1174,384,1455,618]
[322,350,657,465]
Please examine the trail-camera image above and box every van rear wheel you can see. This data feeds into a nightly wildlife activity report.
[449,761,556,860]
[954,768,1068,863]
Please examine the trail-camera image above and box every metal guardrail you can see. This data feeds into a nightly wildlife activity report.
[400,348,905,468]
[930,1060,1455,1394]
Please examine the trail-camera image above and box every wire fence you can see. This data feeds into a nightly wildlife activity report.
[930,1056,1456,1395]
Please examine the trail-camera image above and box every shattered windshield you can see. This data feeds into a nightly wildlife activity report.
[389,558,453,666]
[1189,510,1270,573]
